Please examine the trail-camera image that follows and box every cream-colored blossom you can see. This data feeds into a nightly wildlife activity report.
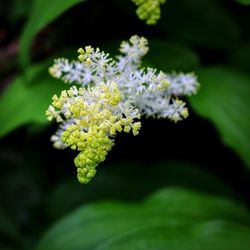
[47,35,199,184]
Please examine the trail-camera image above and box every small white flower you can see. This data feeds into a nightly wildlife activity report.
[47,36,199,183]
[49,36,199,123]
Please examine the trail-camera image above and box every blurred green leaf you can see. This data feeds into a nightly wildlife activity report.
[159,0,239,50]
[228,44,250,73]
[20,0,84,67]
[144,40,199,72]
[0,208,20,242]
[189,67,250,168]
[45,161,236,221]
[37,188,250,250]
[0,61,64,138]
[235,0,250,4]
[9,0,33,24]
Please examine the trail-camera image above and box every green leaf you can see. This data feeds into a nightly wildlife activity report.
[0,208,20,242]
[36,188,250,250]
[159,0,239,50]
[235,0,250,5]
[144,40,199,72]
[9,0,33,24]
[228,44,250,73]
[20,0,84,67]
[0,61,65,138]
[45,161,236,221]
[189,67,250,168]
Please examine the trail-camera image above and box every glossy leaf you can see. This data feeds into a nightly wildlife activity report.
[20,0,84,67]
[0,61,64,138]
[36,188,250,250]
[189,67,250,168]
[45,161,235,220]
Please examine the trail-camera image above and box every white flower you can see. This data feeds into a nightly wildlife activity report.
[47,35,199,183]
[49,36,199,122]
[166,73,199,96]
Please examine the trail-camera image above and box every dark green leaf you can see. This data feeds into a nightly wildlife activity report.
[9,0,33,24]
[45,161,236,221]
[144,40,199,72]
[235,0,250,5]
[20,0,84,67]
[159,0,239,50]
[228,44,250,73]
[189,67,250,168]
[0,208,20,242]
[36,188,250,250]
[0,61,65,138]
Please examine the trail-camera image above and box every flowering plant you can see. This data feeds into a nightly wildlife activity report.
[46,35,199,183]
[132,0,167,25]
[1,0,250,249]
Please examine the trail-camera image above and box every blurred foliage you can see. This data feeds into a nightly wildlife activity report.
[236,0,250,5]
[159,0,240,50]
[228,43,250,73]
[1,0,250,249]
[0,61,65,137]
[144,40,199,71]
[44,161,237,220]
[37,188,250,250]
[190,67,250,169]
[8,0,32,25]
[20,0,84,67]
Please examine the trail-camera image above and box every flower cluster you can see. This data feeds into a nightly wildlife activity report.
[46,82,140,184]
[132,0,167,25]
[47,35,199,183]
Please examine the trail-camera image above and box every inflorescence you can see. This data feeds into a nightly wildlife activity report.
[132,0,167,25]
[46,35,199,184]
